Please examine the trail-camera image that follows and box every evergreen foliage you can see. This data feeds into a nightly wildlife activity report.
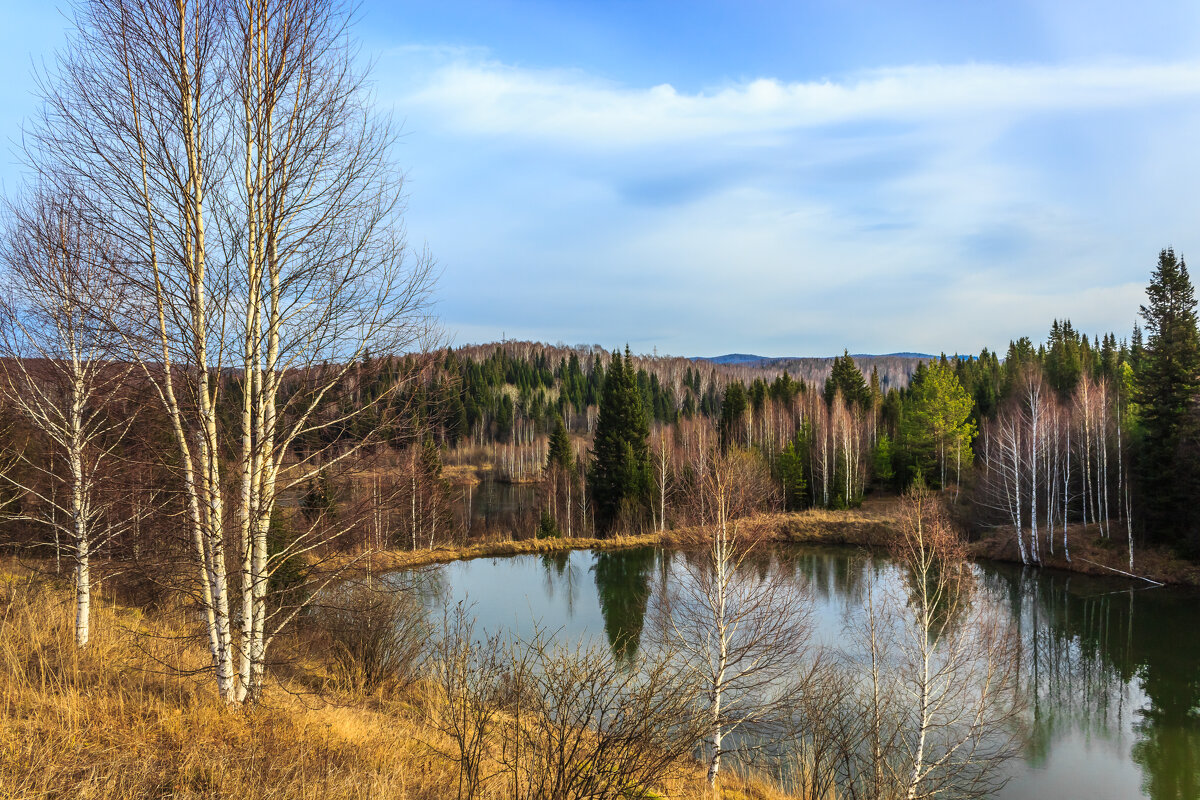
[588,348,652,533]
[824,350,871,406]
[899,361,975,488]
[777,440,807,510]
[873,433,896,487]
[546,414,573,472]
[1135,248,1200,551]
[537,510,561,539]
[719,381,748,450]
[301,469,339,522]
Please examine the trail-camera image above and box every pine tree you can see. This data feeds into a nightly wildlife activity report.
[546,414,574,472]
[588,348,652,533]
[1136,248,1200,551]
[825,350,870,406]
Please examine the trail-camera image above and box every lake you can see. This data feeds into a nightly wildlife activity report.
[399,545,1199,800]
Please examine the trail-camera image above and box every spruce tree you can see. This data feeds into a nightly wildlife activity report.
[588,348,651,533]
[719,381,748,450]
[1136,248,1200,550]
[547,414,574,472]
[825,350,870,406]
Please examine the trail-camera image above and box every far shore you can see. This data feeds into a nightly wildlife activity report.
[330,496,1200,588]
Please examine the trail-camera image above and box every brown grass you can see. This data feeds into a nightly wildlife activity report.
[970,524,1200,586]
[327,496,906,580]
[0,565,793,800]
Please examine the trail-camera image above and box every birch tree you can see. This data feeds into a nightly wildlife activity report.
[31,0,435,702]
[847,487,1024,800]
[0,186,135,648]
[656,447,812,787]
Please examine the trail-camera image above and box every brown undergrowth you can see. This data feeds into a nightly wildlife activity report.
[969,524,1200,587]
[0,566,792,800]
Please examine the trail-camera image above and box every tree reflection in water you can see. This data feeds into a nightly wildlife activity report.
[415,545,1199,799]
[592,548,656,661]
[980,564,1200,800]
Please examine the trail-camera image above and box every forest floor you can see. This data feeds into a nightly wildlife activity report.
[0,564,792,800]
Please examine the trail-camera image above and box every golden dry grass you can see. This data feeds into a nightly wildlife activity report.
[0,565,794,800]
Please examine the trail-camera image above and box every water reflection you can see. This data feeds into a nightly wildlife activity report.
[1129,590,1200,800]
[980,564,1200,800]
[406,546,1200,800]
[593,549,656,660]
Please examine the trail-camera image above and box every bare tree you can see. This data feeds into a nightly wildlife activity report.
[0,185,135,648]
[656,446,812,787]
[842,486,1024,800]
[30,0,436,702]
[497,628,705,800]
[653,424,672,531]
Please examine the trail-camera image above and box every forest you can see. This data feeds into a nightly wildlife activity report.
[3,245,1198,660]
[1,1,1197,799]
[245,246,1193,574]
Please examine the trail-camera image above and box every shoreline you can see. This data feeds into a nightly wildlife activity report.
[327,500,900,578]
[334,496,1200,588]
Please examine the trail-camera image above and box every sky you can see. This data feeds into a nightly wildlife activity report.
[3,1,1200,357]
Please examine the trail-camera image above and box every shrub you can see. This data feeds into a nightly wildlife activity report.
[314,581,428,694]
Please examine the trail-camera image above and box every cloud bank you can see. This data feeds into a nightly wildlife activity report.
[379,51,1200,356]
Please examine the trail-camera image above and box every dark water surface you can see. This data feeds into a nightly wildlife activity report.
[399,546,1199,800]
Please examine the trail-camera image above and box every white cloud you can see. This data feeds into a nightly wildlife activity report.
[400,58,1200,149]
[379,50,1200,354]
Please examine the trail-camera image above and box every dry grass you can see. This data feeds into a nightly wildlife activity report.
[0,564,795,800]
[328,496,906,580]
[970,524,1200,586]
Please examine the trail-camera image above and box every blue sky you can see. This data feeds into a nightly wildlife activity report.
[4,1,1200,356]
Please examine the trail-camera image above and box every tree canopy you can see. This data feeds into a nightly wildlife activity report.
[1136,248,1200,551]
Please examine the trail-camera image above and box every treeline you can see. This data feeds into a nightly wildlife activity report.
[368,249,1200,564]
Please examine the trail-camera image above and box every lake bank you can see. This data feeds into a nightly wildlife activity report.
[332,494,1200,587]
[325,497,901,578]
[0,564,786,800]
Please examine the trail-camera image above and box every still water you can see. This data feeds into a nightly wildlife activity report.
[401,546,1199,800]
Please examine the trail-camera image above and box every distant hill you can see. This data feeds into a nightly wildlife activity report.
[701,353,768,365]
[701,352,934,365]
[850,352,935,360]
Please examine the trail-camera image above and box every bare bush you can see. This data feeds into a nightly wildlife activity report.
[497,629,705,800]
[314,580,428,694]
[428,610,705,800]
[427,605,510,800]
